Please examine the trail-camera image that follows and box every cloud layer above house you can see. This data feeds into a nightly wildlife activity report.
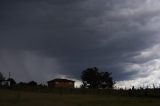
[0,0,160,88]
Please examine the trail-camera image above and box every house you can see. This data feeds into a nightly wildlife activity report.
[0,80,11,87]
[0,78,16,87]
[47,78,75,88]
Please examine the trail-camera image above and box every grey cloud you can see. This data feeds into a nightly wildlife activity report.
[0,0,160,85]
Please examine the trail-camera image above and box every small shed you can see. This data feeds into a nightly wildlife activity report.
[47,78,75,88]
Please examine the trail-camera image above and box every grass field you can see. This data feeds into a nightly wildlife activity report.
[0,89,160,106]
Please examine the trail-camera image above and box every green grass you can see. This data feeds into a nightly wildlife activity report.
[0,89,160,106]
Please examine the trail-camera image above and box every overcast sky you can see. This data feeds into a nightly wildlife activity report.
[1,0,160,88]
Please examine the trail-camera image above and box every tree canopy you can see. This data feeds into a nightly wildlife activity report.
[81,67,114,89]
[0,72,5,81]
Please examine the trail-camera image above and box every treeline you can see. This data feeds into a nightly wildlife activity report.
[1,68,160,98]
[0,80,46,88]
[0,67,115,89]
[0,72,45,88]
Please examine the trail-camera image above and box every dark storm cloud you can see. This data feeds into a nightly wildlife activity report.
[0,0,160,86]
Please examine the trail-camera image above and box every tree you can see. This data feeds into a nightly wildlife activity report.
[0,72,5,81]
[99,72,114,89]
[0,72,5,87]
[81,67,114,89]
[81,67,100,88]
[27,81,37,86]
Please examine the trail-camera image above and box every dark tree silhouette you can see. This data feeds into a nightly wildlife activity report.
[99,72,114,89]
[0,72,5,87]
[0,72,5,81]
[81,67,99,88]
[17,82,28,86]
[81,67,114,89]
[27,81,37,86]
